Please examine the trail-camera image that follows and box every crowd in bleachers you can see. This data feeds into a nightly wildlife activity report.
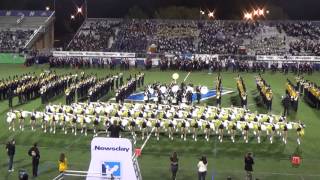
[153,22,198,53]
[248,36,286,55]
[198,21,260,54]
[289,39,320,56]
[0,29,34,52]
[64,19,317,55]
[67,20,119,51]
[279,22,320,56]
[111,20,156,52]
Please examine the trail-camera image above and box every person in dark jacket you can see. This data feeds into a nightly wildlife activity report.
[8,87,13,108]
[282,94,291,116]
[244,152,254,180]
[170,152,179,180]
[108,120,124,138]
[28,143,40,177]
[6,139,15,172]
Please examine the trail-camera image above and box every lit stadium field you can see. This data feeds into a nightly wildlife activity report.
[1,1,320,179]
[0,63,319,180]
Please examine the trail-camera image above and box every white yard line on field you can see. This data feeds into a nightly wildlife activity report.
[183,72,191,82]
[141,127,155,151]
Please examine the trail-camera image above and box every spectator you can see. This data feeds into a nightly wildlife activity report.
[0,29,34,53]
[28,143,40,177]
[58,153,68,173]
[244,152,255,180]
[6,139,15,172]
[170,152,179,180]
[197,156,208,180]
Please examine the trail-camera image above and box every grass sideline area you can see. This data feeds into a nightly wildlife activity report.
[0,53,25,64]
[0,64,319,180]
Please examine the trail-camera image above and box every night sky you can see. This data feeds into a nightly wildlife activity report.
[0,0,319,45]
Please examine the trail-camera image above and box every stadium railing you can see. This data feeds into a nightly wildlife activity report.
[52,170,121,180]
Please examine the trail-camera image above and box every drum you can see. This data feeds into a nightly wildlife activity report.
[160,86,167,94]
[201,86,209,94]
[148,87,154,94]
[172,85,179,93]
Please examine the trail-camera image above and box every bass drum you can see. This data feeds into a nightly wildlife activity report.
[160,86,167,94]
[172,85,179,93]
[200,86,209,94]
[148,87,154,94]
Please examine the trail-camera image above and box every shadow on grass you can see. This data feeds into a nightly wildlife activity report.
[230,95,240,107]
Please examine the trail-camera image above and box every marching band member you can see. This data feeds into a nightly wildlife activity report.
[129,118,137,137]
[141,119,148,140]
[35,111,44,130]
[168,119,174,140]
[77,114,86,136]
[252,119,261,143]
[30,110,36,131]
[42,113,49,133]
[216,91,221,109]
[154,119,161,141]
[50,113,59,134]
[229,121,237,143]
[64,113,72,134]
[82,115,92,136]
[243,122,250,143]
[280,120,288,144]
[191,119,199,141]
[20,110,29,131]
[71,114,77,136]
[203,120,211,142]
[265,122,275,144]
[144,90,149,103]
[179,119,188,141]
[241,93,247,109]
[295,121,305,145]
[104,117,111,135]
[217,119,224,143]
[93,115,100,136]
[14,110,22,129]
[7,110,16,131]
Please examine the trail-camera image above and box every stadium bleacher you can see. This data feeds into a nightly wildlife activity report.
[66,19,320,56]
[0,10,54,53]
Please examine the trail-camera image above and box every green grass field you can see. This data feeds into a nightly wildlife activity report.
[0,64,320,180]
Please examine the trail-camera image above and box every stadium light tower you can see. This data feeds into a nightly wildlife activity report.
[45,6,50,11]
[71,14,75,20]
